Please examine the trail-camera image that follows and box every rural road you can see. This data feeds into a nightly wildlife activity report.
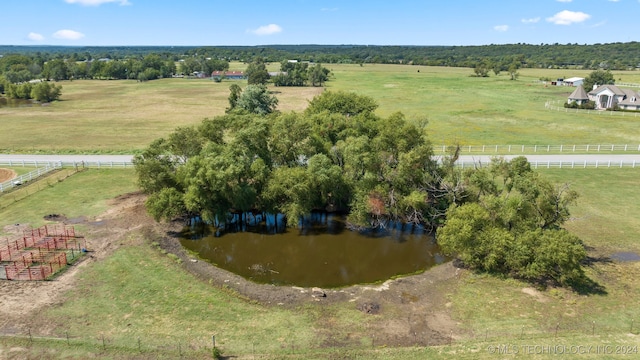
[1,154,640,164]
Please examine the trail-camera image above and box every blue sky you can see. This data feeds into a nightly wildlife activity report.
[2,0,639,46]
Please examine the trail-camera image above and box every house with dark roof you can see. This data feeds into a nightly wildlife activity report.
[587,84,640,111]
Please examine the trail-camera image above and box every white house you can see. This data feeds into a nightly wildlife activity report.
[588,84,640,111]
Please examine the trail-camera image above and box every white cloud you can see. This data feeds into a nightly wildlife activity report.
[27,32,45,41]
[248,24,283,36]
[64,0,131,6]
[556,0,572,2]
[521,17,541,24]
[546,10,591,25]
[53,29,86,40]
[608,0,620,2]
[493,25,509,32]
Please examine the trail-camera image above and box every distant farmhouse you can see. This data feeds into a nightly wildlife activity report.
[211,71,245,80]
[568,84,640,111]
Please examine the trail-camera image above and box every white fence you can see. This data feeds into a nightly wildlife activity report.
[432,144,640,154]
[0,160,134,169]
[456,160,639,169]
[545,100,640,117]
[0,163,62,193]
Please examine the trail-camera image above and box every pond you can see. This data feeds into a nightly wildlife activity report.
[180,213,448,288]
[0,98,35,108]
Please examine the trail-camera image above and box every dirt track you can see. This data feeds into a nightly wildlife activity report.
[0,168,17,183]
[0,191,464,347]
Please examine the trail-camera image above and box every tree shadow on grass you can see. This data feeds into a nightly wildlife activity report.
[565,274,607,296]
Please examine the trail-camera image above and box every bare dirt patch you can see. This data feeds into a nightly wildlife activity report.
[522,287,550,303]
[0,191,464,347]
[0,168,17,183]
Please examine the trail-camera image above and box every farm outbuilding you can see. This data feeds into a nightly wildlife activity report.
[211,71,245,80]
[563,77,584,87]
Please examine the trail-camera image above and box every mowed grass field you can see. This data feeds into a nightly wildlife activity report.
[0,76,322,153]
[1,64,640,153]
[325,65,640,145]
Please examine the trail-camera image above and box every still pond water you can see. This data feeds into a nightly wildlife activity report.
[0,98,35,108]
[180,213,448,288]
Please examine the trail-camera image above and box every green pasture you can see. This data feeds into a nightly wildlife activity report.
[0,169,137,233]
[0,78,320,154]
[325,64,640,146]
[1,64,640,153]
[1,168,639,359]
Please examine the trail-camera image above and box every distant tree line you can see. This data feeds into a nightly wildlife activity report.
[2,42,640,70]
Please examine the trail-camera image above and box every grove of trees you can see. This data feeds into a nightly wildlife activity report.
[134,91,588,288]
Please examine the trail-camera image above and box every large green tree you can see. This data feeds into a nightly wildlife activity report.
[436,157,585,286]
[583,69,615,91]
[30,81,62,102]
[245,58,270,85]
[233,84,278,115]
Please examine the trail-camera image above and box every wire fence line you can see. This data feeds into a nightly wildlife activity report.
[1,318,637,358]
[545,100,640,118]
[0,163,62,193]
